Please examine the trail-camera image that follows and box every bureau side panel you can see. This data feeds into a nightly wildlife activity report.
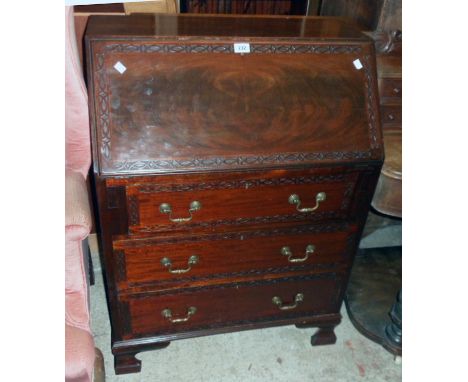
[92,177,133,341]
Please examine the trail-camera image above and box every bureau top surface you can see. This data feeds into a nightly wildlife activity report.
[86,15,383,176]
[86,14,367,40]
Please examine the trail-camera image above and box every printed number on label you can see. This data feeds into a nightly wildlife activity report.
[234,43,251,54]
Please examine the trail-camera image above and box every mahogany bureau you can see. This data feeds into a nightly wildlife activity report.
[85,14,384,374]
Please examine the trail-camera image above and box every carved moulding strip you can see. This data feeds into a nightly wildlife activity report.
[117,222,351,247]
[136,174,351,193]
[126,272,341,297]
[130,211,347,233]
[127,196,140,226]
[362,55,380,150]
[112,151,373,173]
[95,53,111,160]
[102,43,363,55]
[124,262,346,291]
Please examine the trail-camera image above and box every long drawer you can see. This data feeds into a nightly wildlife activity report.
[113,224,355,290]
[122,169,359,235]
[122,274,343,337]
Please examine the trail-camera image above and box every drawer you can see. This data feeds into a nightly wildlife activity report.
[124,274,343,337]
[124,170,359,235]
[113,225,355,290]
[380,104,401,127]
[378,78,402,102]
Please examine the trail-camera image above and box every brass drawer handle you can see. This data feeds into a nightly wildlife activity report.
[272,293,304,310]
[161,306,197,324]
[281,245,315,263]
[159,200,202,223]
[160,255,199,274]
[288,192,326,213]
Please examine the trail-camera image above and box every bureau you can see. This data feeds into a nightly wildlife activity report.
[85,14,384,374]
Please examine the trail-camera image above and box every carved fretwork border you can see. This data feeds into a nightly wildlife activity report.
[130,211,347,234]
[118,221,350,247]
[363,55,379,150]
[102,42,362,55]
[95,53,111,159]
[92,41,379,172]
[126,272,341,297]
[135,173,353,193]
[127,196,140,226]
[113,152,373,173]
[123,262,345,292]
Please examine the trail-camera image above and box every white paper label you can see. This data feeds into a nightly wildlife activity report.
[353,59,363,70]
[114,61,127,74]
[234,43,251,54]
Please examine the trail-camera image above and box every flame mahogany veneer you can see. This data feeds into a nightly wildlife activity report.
[86,14,383,374]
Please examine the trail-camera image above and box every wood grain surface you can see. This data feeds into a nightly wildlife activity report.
[125,274,343,337]
[86,15,384,374]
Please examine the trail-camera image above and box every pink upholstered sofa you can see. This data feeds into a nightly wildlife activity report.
[65,5,98,382]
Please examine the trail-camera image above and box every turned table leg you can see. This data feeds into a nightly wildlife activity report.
[385,289,402,349]
[345,246,402,356]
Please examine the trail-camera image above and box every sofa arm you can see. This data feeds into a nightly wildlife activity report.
[65,324,95,382]
[66,170,92,241]
[66,170,93,331]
